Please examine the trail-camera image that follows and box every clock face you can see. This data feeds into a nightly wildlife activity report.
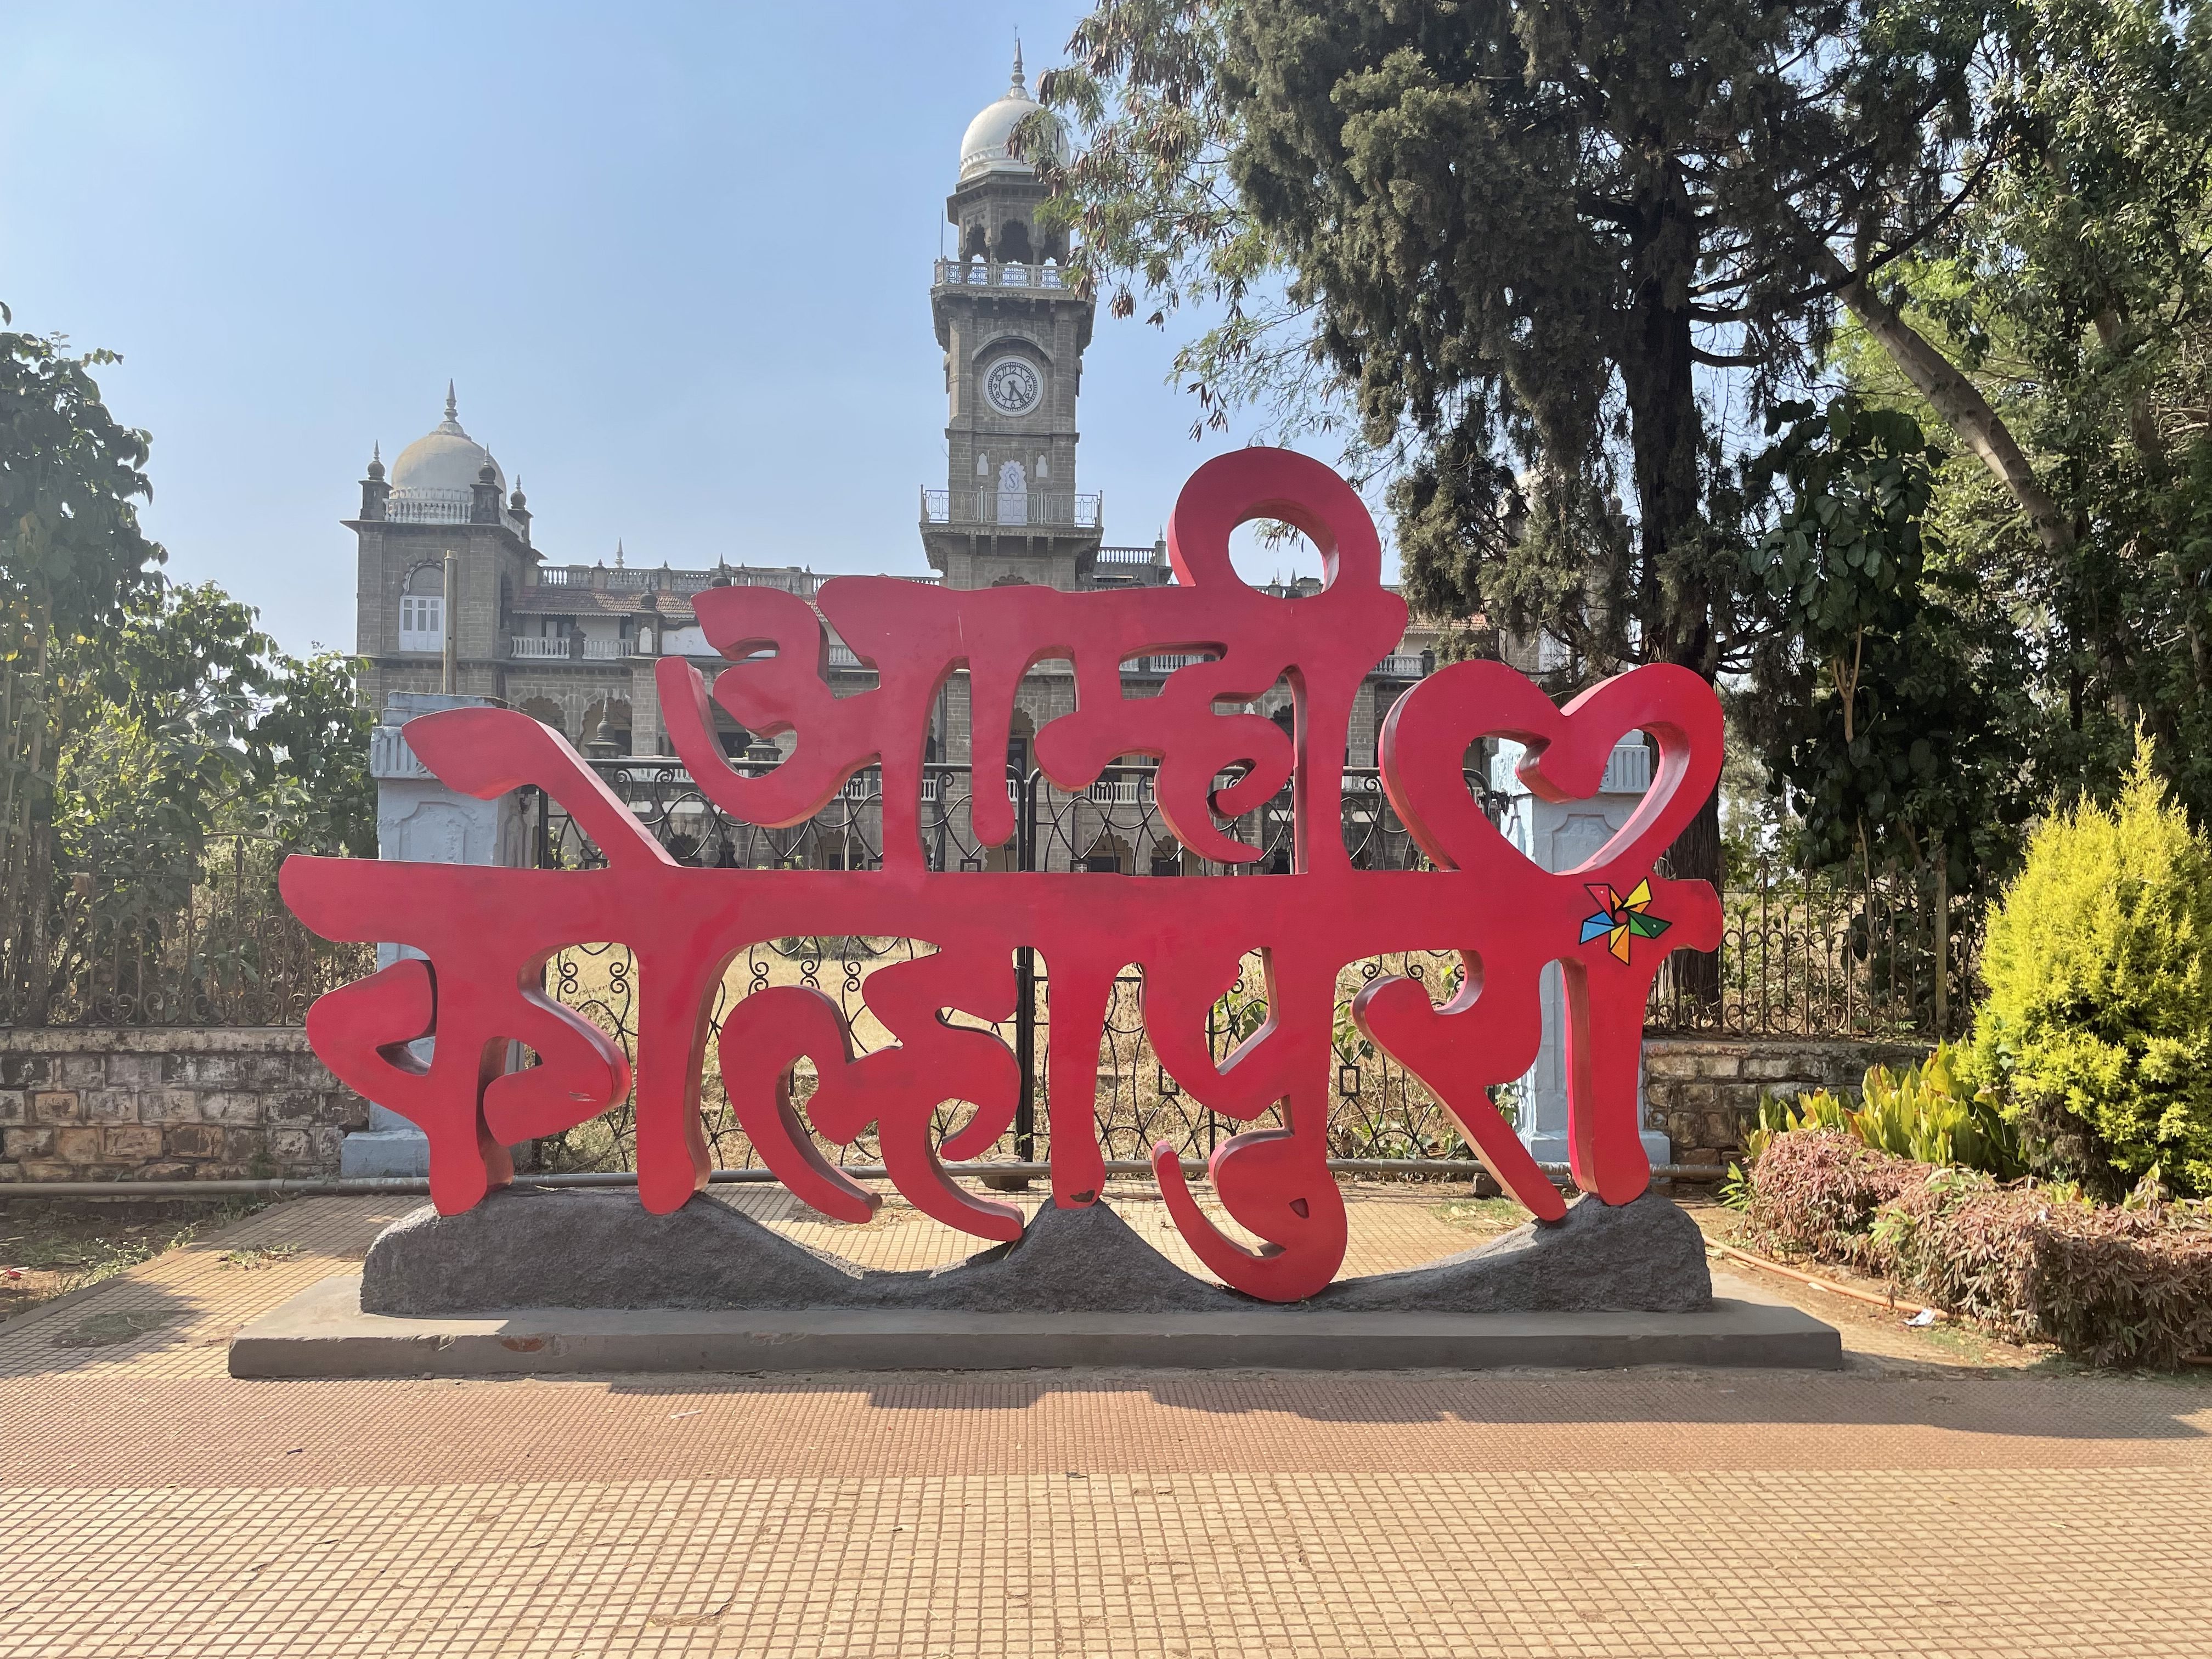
[983,357,1043,416]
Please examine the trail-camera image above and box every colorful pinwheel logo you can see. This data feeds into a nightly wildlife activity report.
[1579,878,1671,963]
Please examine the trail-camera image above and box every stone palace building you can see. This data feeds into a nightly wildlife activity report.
[349,52,1440,787]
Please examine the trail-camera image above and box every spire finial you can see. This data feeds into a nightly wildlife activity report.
[1011,37,1025,95]
[615,538,626,569]
[445,380,457,421]
[373,439,381,462]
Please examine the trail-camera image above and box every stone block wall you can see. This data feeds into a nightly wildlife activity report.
[1644,1035,1927,1165]
[0,1029,366,1183]
[0,1024,1922,1183]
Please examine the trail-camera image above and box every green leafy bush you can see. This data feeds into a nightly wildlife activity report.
[1967,739,2212,1197]
[1730,1045,2020,1197]
[1849,1047,2021,1175]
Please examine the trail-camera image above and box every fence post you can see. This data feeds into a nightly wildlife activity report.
[1013,769,1037,1161]
[1490,732,1674,1171]
[340,691,535,1178]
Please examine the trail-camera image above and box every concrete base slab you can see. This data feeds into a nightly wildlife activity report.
[230,1271,1841,1378]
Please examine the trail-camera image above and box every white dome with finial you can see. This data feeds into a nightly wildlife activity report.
[960,43,1062,182]
[390,383,505,500]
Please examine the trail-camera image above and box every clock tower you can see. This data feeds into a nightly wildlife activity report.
[922,47,1102,590]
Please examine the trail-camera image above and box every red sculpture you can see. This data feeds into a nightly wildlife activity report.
[285,449,1722,1301]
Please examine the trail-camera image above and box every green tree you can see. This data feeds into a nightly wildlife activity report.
[1824,1,2212,815]
[254,648,375,858]
[0,305,166,1018]
[1043,1,1994,890]
[44,581,376,1003]
[1740,395,2036,1024]
[3,304,375,1017]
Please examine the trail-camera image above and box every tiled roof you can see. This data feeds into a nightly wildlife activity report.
[510,588,697,619]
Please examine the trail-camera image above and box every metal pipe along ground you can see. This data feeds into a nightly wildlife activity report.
[0,1160,1728,1200]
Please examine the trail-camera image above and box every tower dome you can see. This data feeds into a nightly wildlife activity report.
[959,44,1061,182]
[389,384,505,501]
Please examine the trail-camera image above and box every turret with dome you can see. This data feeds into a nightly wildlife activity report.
[389,383,506,504]
[924,45,1104,590]
[359,386,527,537]
[958,43,1064,185]
[946,45,1071,271]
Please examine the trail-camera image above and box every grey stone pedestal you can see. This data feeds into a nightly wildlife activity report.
[338,692,533,1180]
[1491,736,1672,1170]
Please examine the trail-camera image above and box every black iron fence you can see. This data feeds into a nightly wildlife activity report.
[532,760,1480,1173]
[1645,857,1970,1041]
[529,759,1956,1175]
[0,758,1948,1152]
[531,759,1449,878]
[2,834,375,1028]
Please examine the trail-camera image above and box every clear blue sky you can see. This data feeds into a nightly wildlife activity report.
[1,2,1311,658]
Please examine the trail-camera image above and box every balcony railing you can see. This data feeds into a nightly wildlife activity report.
[383,496,472,523]
[921,488,1103,529]
[510,636,633,660]
[1120,653,1216,677]
[1087,776,1155,806]
[381,492,528,537]
[528,565,826,599]
[1096,545,1161,566]
[1375,654,1427,677]
[933,258,1075,290]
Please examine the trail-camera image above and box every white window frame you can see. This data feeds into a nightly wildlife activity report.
[399,592,445,653]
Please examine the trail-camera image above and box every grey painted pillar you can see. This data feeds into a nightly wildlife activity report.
[338,692,534,1178]
[1490,736,1672,1171]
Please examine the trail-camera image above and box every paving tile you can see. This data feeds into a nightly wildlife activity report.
[2,1190,2208,1657]
[2,1470,2208,1657]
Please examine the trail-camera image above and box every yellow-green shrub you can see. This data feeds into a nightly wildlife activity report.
[1966,739,2212,1197]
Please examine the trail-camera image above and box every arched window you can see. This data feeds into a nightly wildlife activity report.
[399,565,444,652]
[997,218,1034,265]
[518,697,566,738]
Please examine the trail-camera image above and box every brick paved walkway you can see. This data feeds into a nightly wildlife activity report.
[3,1190,2208,1657]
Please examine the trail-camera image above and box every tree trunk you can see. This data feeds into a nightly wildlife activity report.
[1933,853,1950,1037]
[22,803,52,1026]
[1620,160,1723,1005]
[2094,308,2169,478]
[1816,247,2076,556]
